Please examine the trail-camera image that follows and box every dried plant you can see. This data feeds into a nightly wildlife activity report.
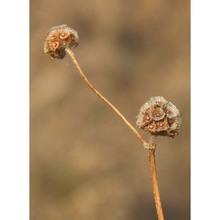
[43,24,182,220]
[136,96,181,138]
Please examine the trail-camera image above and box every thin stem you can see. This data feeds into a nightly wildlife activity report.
[148,136,164,220]
[65,47,147,147]
[65,47,164,220]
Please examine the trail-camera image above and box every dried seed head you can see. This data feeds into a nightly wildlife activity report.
[44,24,79,59]
[136,96,181,138]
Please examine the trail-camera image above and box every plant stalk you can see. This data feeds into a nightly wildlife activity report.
[65,47,164,220]
[148,149,164,220]
[65,47,147,146]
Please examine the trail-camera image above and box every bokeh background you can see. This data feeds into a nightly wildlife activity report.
[31,0,190,219]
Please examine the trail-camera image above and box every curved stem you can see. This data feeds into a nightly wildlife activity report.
[65,47,147,147]
[65,47,164,220]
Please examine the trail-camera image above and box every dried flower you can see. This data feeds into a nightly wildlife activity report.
[136,96,181,137]
[44,24,79,59]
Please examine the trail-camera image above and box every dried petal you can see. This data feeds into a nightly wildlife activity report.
[151,107,166,121]
[150,96,168,107]
[164,102,181,119]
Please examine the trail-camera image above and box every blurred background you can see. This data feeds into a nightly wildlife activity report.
[31,0,190,219]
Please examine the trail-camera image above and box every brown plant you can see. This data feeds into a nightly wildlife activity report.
[136,96,181,138]
[43,24,182,220]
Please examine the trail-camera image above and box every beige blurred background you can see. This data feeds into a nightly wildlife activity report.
[31,0,190,219]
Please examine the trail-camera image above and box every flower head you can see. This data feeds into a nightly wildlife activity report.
[44,24,79,59]
[136,96,181,137]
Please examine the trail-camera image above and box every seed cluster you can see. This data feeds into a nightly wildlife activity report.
[136,96,181,137]
[44,24,79,59]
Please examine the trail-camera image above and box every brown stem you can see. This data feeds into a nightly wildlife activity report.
[148,136,164,220]
[65,47,147,147]
[65,47,164,220]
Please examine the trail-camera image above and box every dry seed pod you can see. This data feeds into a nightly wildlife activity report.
[44,24,79,59]
[136,96,181,137]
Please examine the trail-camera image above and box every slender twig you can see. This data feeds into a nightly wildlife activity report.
[149,149,164,220]
[148,136,164,220]
[65,47,147,146]
[65,46,164,220]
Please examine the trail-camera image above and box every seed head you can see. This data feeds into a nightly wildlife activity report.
[44,24,79,59]
[136,96,181,137]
